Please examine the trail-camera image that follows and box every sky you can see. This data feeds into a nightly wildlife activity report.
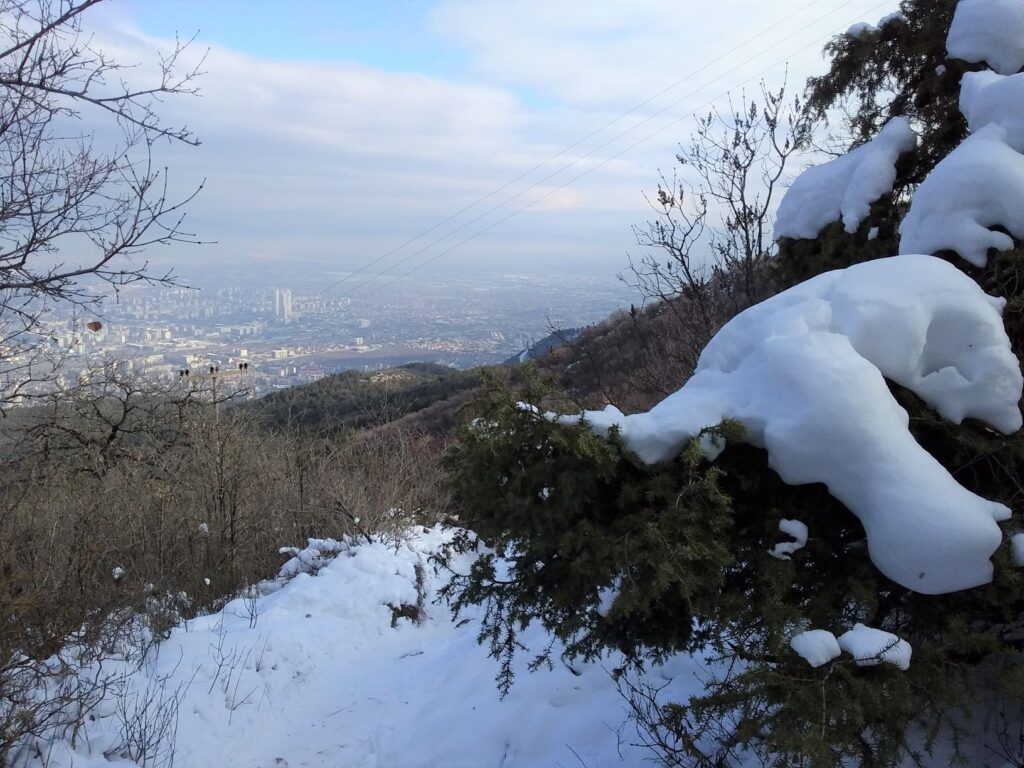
[87,0,896,295]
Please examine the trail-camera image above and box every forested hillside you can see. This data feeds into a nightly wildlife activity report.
[251,362,482,435]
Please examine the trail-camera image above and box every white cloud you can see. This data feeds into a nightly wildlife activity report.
[75,0,896,286]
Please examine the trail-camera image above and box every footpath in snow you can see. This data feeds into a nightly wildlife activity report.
[40,527,707,768]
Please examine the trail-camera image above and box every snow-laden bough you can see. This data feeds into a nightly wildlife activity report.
[774,117,917,240]
[899,124,1024,266]
[550,255,1023,595]
[959,69,1024,153]
[947,0,1024,75]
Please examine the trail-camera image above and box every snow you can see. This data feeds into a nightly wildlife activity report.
[34,528,712,768]
[1011,533,1024,566]
[878,11,907,28]
[774,117,917,240]
[111,566,124,581]
[837,624,912,670]
[948,0,1024,75]
[847,21,876,36]
[899,124,1024,266]
[597,578,622,617]
[551,255,1022,594]
[960,70,1024,152]
[768,519,808,560]
[790,630,841,668]
[846,12,905,37]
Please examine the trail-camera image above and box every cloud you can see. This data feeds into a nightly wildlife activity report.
[75,0,893,286]
[430,0,890,107]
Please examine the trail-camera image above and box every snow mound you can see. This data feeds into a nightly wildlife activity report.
[837,624,912,670]
[960,70,1024,152]
[899,124,1024,266]
[774,117,916,240]
[790,629,841,668]
[948,0,1024,75]
[768,519,808,560]
[553,255,1022,594]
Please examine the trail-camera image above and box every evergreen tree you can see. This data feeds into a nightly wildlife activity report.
[442,2,1024,765]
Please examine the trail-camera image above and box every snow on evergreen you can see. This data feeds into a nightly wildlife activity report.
[790,629,842,668]
[948,0,1024,74]
[773,117,917,240]
[556,255,1021,593]
[845,11,907,37]
[898,124,1024,265]
[837,624,913,670]
[960,70,1024,151]
[767,519,808,560]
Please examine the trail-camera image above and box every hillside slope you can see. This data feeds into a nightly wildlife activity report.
[251,363,482,435]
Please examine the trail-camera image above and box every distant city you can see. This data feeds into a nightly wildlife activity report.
[19,267,635,399]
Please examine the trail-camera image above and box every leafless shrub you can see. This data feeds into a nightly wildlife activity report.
[615,81,807,400]
[107,674,184,768]
[0,363,451,761]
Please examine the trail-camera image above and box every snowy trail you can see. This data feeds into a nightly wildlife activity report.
[51,529,704,768]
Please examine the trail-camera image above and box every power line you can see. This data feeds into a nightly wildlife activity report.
[347,0,893,304]
[320,0,836,296]
[333,0,866,301]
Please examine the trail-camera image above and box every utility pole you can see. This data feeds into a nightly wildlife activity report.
[179,362,251,424]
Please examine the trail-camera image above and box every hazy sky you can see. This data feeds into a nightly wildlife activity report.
[90,0,894,295]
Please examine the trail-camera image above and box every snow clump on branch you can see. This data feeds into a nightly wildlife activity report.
[773,117,917,240]
[548,255,1022,595]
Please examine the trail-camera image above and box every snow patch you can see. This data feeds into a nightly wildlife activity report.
[775,118,917,240]
[837,623,912,670]
[899,124,1024,266]
[556,255,1022,594]
[790,629,841,668]
[948,0,1024,75]
[596,578,621,617]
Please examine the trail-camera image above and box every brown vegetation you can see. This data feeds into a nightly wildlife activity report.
[0,366,449,759]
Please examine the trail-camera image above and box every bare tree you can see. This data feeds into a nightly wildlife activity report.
[624,81,808,382]
[0,0,204,407]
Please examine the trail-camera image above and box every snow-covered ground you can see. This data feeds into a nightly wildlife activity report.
[33,528,708,768]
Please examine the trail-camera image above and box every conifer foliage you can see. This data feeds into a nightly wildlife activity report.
[443,1,1024,765]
